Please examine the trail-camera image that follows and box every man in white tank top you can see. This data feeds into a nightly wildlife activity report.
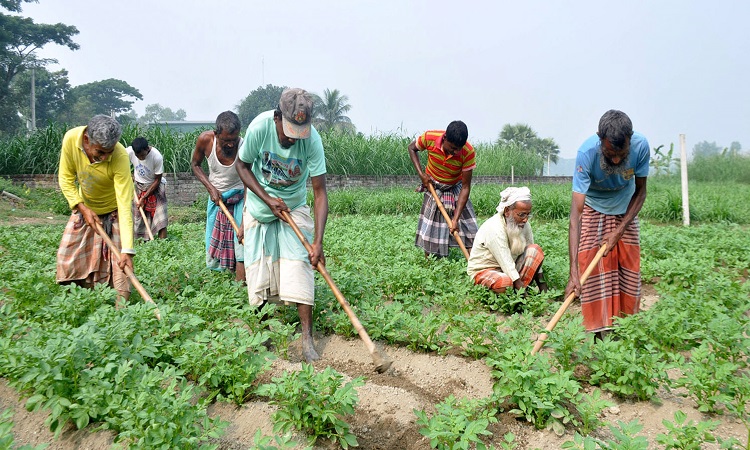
[191,111,246,282]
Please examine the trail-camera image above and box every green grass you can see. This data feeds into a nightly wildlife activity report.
[687,153,750,184]
[318,180,750,224]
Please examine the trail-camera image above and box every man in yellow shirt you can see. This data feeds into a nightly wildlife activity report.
[56,114,135,306]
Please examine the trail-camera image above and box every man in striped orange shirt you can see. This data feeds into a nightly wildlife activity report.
[408,120,478,258]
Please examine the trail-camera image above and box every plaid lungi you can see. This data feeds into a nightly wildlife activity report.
[415,181,478,257]
[56,210,130,293]
[207,190,245,272]
[133,181,168,240]
[473,244,545,291]
[579,205,641,332]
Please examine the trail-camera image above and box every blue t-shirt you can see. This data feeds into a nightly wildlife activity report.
[238,110,327,222]
[572,132,650,215]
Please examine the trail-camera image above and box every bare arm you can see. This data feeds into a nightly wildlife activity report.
[450,169,473,234]
[191,133,221,203]
[136,174,163,209]
[408,139,431,188]
[309,174,328,268]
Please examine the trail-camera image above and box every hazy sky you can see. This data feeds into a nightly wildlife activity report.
[22,0,749,159]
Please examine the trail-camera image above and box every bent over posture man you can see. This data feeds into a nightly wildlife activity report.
[408,120,478,258]
[56,114,135,306]
[467,186,547,294]
[191,111,245,281]
[565,110,650,337]
[237,88,329,362]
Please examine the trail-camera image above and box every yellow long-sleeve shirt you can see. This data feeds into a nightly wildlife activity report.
[58,126,135,253]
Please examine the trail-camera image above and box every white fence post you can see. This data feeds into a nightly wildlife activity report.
[679,134,690,226]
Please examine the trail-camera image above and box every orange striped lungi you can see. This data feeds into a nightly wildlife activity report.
[473,244,544,292]
[579,205,640,332]
[56,210,130,294]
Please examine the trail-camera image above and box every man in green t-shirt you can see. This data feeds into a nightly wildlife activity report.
[237,88,328,362]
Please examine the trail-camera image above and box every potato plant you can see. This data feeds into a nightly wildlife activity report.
[256,364,364,449]
[0,182,748,447]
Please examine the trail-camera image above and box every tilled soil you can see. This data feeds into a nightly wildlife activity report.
[1,290,747,449]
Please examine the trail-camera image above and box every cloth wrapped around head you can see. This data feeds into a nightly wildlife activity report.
[496,186,532,214]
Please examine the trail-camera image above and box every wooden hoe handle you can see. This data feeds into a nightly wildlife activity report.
[93,222,162,320]
[427,183,470,260]
[530,243,607,355]
[134,189,155,241]
[218,200,243,244]
[280,210,392,373]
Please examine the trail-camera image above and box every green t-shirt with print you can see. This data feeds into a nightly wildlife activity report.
[238,110,326,223]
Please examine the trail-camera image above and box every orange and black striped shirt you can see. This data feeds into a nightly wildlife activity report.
[415,130,476,185]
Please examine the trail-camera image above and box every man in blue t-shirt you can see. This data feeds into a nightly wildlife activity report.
[565,110,650,338]
[237,88,328,362]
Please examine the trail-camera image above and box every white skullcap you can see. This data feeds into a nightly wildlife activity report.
[496,186,532,214]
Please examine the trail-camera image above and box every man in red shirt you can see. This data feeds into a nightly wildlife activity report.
[408,120,478,258]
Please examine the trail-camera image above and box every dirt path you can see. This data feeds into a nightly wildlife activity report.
[2,324,747,449]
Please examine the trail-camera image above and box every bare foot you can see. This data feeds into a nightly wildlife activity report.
[301,340,320,362]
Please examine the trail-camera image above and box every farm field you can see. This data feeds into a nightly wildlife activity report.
[0,183,749,449]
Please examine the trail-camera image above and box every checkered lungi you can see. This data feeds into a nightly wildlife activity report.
[579,205,641,332]
[133,181,168,240]
[206,189,245,272]
[473,244,545,291]
[56,210,130,293]
[415,181,478,257]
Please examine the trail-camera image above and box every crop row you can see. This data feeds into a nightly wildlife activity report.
[0,187,749,448]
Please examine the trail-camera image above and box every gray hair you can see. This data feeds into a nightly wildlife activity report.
[86,115,122,149]
[596,110,633,150]
[215,111,241,135]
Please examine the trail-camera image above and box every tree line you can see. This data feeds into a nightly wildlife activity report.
[2,0,564,176]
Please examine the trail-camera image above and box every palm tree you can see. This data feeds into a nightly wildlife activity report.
[496,123,538,148]
[312,88,355,133]
[497,123,559,175]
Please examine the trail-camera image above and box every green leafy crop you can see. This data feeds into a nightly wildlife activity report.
[256,364,364,448]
